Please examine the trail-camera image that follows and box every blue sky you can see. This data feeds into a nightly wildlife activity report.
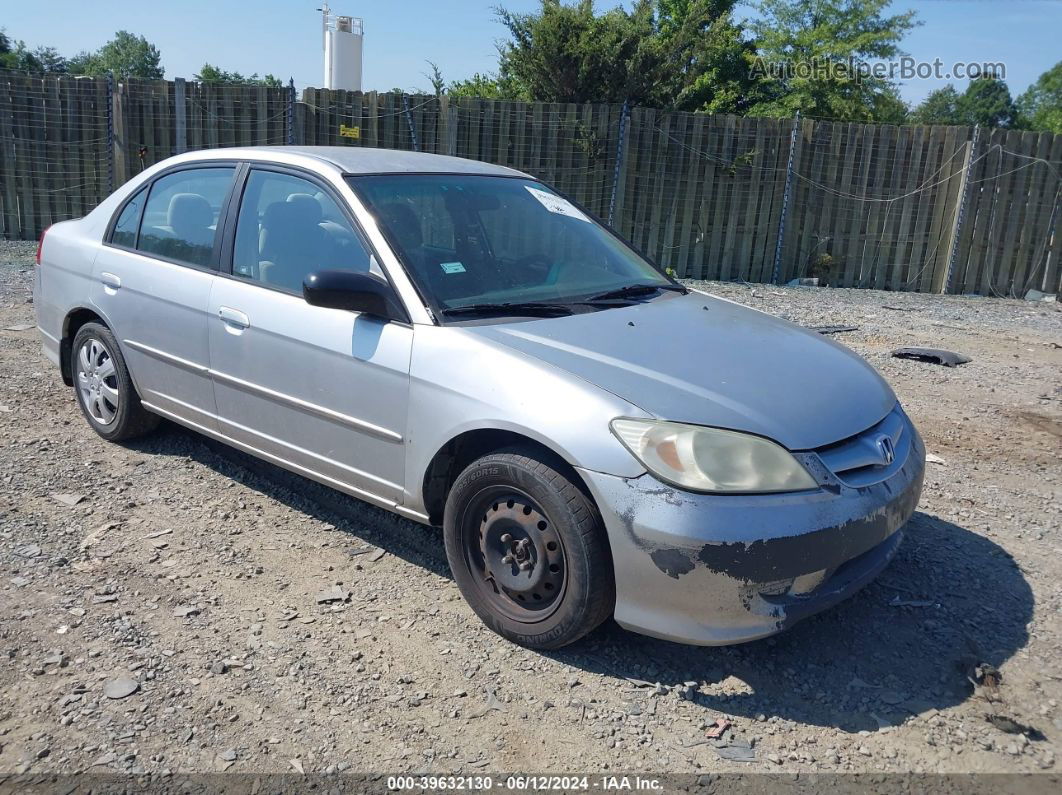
[2,0,1060,104]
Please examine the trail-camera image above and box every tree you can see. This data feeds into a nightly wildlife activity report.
[75,31,163,79]
[911,85,961,125]
[495,0,659,105]
[493,0,756,112]
[908,74,1017,128]
[1017,61,1062,133]
[748,0,919,122]
[870,86,908,125]
[28,46,68,73]
[423,61,446,97]
[653,0,762,113]
[0,29,68,72]
[66,51,97,75]
[448,72,516,99]
[957,72,1016,128]
[0,29,17,69]
[195,63,281,87]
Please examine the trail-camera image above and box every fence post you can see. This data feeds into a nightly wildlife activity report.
[446,100,458,156]
[174,77,187,154]
[772,111,800,284]
[105,73,115,194]
[402,94,419,152]
[109,74,128,188]
[941,124,979,294]
[1037,195,1061,294]
[287,78,296,145]
[607,101,630,229]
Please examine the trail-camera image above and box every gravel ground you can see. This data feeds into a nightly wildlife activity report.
[0,239,1060,777]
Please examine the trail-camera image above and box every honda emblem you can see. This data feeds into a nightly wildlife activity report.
[876,436,895,466]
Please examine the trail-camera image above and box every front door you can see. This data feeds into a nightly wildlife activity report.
[207,167,411,505]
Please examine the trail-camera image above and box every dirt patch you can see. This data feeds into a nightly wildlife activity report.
[1016,410,1062,439]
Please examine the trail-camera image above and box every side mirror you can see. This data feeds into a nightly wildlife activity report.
[303,270,406,322]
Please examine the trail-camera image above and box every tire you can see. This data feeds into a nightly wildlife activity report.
[443,448,615,649]
[71,322,159,442]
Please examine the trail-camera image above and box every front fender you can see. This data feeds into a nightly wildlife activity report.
[404,325,648,512]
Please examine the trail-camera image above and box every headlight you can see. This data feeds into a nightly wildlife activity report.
[610,418,818,494]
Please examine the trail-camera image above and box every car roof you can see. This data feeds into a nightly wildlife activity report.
[160,146,530,178]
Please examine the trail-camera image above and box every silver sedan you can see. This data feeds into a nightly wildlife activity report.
[34,146,924,649]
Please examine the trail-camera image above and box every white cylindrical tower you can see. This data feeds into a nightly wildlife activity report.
[323,13,364,91]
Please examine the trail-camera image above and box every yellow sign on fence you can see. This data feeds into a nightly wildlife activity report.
[339,124,361,139]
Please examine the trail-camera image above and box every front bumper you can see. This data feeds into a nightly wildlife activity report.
[578,420,925,646]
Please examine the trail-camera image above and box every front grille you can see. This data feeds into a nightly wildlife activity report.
[815,407,908,487]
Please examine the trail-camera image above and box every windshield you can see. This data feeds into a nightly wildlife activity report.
[348,174,671,313]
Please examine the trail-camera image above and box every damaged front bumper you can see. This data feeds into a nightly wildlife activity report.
[577,420,925,646]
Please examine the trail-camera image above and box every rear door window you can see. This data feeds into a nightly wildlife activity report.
[136,167,236,268]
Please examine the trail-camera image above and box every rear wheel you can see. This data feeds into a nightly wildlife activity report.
[443,449,614,649]
[71,322,159,442]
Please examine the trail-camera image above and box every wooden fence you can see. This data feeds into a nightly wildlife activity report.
[2,69,1059,296]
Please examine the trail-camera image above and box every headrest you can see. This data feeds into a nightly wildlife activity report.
[263,199,320,231]
[286,193,323,224]
[167,193,212,232]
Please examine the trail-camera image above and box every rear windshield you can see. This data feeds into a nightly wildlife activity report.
[348,174,668,311]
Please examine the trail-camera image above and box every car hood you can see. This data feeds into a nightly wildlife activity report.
[466,291,896,450]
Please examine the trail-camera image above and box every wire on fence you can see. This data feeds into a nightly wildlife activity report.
[1,69,1059,295]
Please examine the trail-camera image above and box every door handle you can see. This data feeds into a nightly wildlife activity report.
[218,306,250,329]
[100,272,121,290]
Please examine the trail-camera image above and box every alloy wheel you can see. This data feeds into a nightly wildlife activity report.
[76,338,120,425]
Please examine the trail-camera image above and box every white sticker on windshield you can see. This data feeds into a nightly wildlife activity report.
[440,261,466,274]
[525,186,590,223]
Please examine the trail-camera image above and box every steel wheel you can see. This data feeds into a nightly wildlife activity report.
[76,337,120,426]
[444,449,615,648]
[463,487,567,623]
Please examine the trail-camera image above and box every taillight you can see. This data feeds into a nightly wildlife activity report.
[36,225,50,265]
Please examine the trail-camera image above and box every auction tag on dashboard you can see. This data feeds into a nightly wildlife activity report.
[525,186,590,222]
[440,261,467,274]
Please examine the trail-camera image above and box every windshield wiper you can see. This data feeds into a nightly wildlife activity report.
[584,283,688,302]
[440,301,575,319]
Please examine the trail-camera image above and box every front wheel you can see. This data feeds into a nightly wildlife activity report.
[443,449,615,649]
[71,322,159,442]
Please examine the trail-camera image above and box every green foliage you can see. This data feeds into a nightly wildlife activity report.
[912,74,1018,129]
[0,29,68,73]
[957,73,1016,128]
[27,46,68,73]
[71,31,164,79]
[748,0,919,122]
[653,0,761,113]
[447,72,520,99]
[870,87,909,125]
[195,63,282,87]
[493,0,657,105]
[65,51,96,75]
[424,61,446,98]
[490,0,757,112]
[1016,61,1062,133]
[910,85,962,125]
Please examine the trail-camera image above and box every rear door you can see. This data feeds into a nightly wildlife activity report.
[93,165,238,430]
[207,165,412,505]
